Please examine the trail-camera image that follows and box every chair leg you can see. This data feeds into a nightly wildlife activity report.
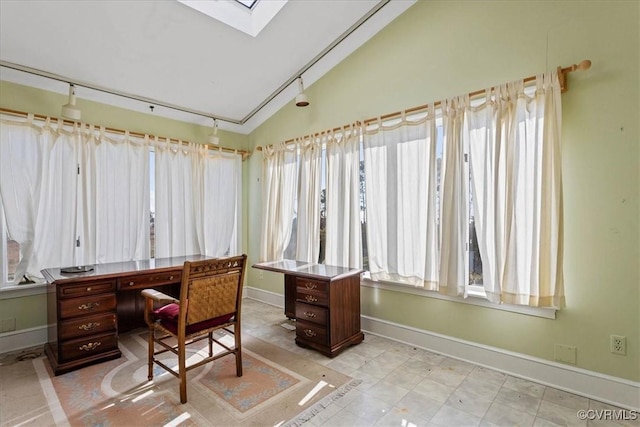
[208,332,213,357]
[235,326,242,377]
[147,327,154,381]
[179,338,187,404]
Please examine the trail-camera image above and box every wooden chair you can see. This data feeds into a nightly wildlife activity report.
[142,254,247,404]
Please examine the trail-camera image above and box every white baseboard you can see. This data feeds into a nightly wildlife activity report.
[245,286,639,411]
[5,287,639,411]
[244,285,285,309]
[0,325,48,354]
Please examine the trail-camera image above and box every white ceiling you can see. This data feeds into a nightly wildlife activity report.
[0,0,415,134]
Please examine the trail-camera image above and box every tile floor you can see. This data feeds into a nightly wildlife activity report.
[242,298,638,427]
[0,298,637,427]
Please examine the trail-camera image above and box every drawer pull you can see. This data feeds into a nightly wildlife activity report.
[78,322,100,331]
[304,311,317,318]
[304,329,316,338]
[169,275,174,280]
[128,281,134,287]
[304,282,317,290]
[305,295,318,303]
[78,302,100,311]
[86,287,92,292]
[79,342,102,351]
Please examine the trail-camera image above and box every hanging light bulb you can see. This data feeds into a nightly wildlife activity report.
[295,76,309,107]
[208,118,220,145]
[61,83,81,121]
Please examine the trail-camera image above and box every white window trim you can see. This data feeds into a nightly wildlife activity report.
[361,273,556,319]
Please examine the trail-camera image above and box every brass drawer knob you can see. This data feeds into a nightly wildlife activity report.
[86,287,92,292]
[305,295,318,303]
[129,281,134,286]
[78,302,99,311]
[304,283,317,290]
[79,342,102,351]
[304,312,317,318]
[304,329,316,338]
[78,322,100,331]
[169,275,174,280]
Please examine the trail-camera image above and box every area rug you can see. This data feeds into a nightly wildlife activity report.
[33,331,360,427]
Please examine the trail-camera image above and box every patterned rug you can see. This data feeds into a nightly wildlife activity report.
[33,331,360,426]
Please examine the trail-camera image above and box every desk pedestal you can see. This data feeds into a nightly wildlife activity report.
[255,261,364,358]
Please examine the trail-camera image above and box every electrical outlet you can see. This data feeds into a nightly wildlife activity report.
[610,335,626,355]
[259,271,264,280]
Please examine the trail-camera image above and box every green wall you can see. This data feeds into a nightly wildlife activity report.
[246,0,640,382]
[0,80,251,332]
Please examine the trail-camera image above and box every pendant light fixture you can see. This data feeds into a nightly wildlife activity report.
[61,83,81,121]
[295,76,309,107]
[208,118,220,145]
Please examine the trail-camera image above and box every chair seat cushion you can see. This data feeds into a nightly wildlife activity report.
[153,303,234,335]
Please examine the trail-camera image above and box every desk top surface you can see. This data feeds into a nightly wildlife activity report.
[41,254,214,284]
[252,260,362,281]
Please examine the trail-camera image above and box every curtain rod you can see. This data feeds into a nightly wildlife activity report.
[256,59,592,151]
[0,107,251,160]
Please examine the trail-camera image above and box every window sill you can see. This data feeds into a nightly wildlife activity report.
[0,282,49,300]
[360,276,556,319]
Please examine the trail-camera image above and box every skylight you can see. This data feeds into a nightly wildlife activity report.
[178,0,287,37]
[235,0,258,10]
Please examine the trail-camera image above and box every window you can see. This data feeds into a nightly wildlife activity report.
[263,73,563,309]
[1,118,242,289]
[0,199,19,284]
[150,149,156,259]
[358,119,484,298]
[283,145,327,264]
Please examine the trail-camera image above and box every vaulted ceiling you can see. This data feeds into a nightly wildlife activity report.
[0,0,415,134]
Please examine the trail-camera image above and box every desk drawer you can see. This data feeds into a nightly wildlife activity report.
[296,320,327,346]
[59,332,118,363]
[295,302,327,325]
[60,294,116,319]
[296,277,328,306]
[295,277,328,294]
[59,312,117,340]
[296,289,328,306]
[59,280,116,299]
[117,271,181,290]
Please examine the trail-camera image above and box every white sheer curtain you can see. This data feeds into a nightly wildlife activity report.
[154,140,200,258]
[295,137,322,263]
[325,127,362,269]
[0,117,150,281]
[467,73,564,307]
[200,148,242,257]
[84,129,150,264]
[439,97,469,297]
[259,143,298,262]
[0,117,77,282]
[363,108,439,287]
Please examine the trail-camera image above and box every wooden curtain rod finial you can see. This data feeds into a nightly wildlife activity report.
[571,59,592,72]
[558,59,591,92]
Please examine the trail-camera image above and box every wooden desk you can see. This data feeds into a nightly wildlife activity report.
[42,255,213,375]
[253,260,364,357]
